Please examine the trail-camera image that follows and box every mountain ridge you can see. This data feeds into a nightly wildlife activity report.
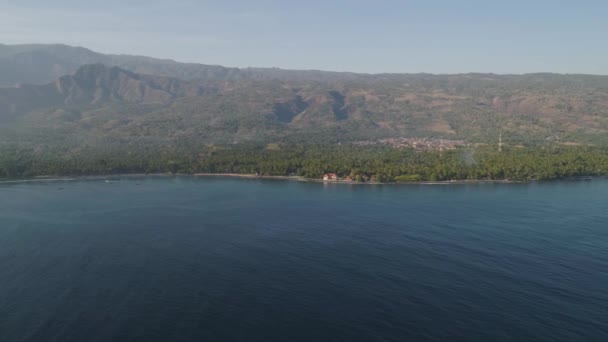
[0,43,367,86]
[2,48,608,149]
[2,43,607,88]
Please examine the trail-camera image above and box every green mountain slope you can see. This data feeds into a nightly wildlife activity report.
[1,61,608,150]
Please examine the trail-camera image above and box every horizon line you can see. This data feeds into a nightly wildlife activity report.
[2,42,608,77]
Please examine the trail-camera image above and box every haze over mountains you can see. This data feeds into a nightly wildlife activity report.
[0,43,361,86]
[2,43,608,148]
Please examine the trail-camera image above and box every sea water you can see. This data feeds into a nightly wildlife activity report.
[1,177,607,341]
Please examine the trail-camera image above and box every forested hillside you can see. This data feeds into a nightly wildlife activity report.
[2,62,608,149]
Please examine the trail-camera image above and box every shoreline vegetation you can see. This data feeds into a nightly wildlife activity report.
[2,145,608,185]
[191,173,525,185]
[0,172,597,186]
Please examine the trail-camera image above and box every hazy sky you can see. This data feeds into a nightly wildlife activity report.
[1,0,607,74]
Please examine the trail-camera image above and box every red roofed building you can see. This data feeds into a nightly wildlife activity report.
[323,173,338,181]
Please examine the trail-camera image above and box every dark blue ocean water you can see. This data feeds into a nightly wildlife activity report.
[1,177,607,341]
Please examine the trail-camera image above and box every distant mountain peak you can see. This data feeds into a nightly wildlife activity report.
[70,63,137,88]
[54,63,178,105]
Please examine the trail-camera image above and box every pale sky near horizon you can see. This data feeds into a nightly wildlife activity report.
[0,0,607,74]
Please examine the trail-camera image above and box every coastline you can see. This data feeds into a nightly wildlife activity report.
[0,172,595,186]
[0,173,174,185]
[192,173,523,185]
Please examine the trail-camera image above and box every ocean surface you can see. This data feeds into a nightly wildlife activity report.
[1,176,607,342]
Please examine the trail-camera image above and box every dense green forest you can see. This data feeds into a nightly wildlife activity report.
[2,144,607,182]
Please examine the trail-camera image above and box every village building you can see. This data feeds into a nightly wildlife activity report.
[323,173,338,181]
[343,176,353,182]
